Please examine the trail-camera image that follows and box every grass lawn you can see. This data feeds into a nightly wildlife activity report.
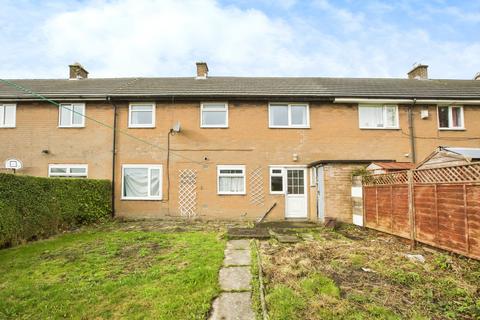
[259,225,480,320]
[0,222,225,319]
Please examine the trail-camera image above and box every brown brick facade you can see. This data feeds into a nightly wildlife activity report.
[1,100,479,222]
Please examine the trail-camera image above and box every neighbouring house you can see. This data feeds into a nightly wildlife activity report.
[416,146,480,169]
[1,62,480,223]
[366,162,416,174]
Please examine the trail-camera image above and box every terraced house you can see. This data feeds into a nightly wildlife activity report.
[1,62,479,222]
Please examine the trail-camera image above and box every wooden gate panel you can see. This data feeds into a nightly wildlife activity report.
[364,187,377,228]
[467,185,480,257]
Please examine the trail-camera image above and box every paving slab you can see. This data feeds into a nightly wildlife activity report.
[209,292,255,320]
[219,266,252,291]
[224,249,251,266]
[227,239,251,250]
[275,234,301,243]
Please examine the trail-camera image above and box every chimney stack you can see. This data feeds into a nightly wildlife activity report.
[474,72,480,80]
[69,63,89,79]
[408,63,428,80]
[196,62,208,79]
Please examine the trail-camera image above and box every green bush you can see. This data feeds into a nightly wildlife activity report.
[0,173,111,248]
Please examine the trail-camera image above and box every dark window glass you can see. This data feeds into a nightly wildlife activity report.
[271,176,283,192]
[438,107,449,128]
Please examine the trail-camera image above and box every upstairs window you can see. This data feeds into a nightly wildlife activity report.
[59,103,85,127]
[269,103,309,128]
[49,164,88,178]
[217,165,246,195]
[358,104,398,129]
[129,103,155,128]
[122,165,162,200]
[0,104,16,128]
[438,106,464,130]
[201,103,228,128]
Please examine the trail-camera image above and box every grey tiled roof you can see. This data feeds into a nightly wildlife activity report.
[1,76,480,100]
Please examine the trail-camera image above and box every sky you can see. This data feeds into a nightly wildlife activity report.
[1,0,480,79]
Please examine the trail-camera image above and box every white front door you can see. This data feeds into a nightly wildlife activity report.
[285,168,308,218]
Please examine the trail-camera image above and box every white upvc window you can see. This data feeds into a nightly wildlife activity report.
[269,167,284,194]
[0,104,16,128]
[438,105,464,130]
[129,103,155,128]
[269,103,310,128]
[122,165,162,200]
[59,103,85,127]
[217,165,246,195]
[201,102,228,128]
[358,104,399,129]
[48,164,88,178]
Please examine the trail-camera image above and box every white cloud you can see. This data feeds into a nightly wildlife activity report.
[0,0,479,79]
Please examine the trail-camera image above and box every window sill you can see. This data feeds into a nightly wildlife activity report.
[269,126,310,129]
[217,193,246,196]
[438,128,466,131]
[359,127,400,130]
[121,197,163,201]
[201,125,229,128]
[0,126,16,128]
[58,126,85,128]
[128,125,156,129]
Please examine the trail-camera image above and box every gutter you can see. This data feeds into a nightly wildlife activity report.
[334,98,480,105]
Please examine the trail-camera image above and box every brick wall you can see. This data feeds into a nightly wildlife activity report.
[323,163,365,223]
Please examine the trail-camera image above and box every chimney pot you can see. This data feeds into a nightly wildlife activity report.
[69,63,89,79]
[196,62,208,79]
[474,72,480,80]
[407,63,428,80]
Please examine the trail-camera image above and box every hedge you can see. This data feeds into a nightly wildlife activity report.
[0,173,111,248]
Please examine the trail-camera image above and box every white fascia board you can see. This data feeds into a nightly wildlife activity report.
[334,98,480,105]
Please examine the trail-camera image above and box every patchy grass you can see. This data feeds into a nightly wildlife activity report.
[259,224,480,320]
[0,224,225,319]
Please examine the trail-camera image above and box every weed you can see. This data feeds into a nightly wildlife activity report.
[266,284,305,320]
[300,273,340,298]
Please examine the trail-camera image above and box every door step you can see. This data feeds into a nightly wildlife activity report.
[227,227,271,239]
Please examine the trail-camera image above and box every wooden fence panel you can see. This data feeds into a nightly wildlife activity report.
[392,185,409,237]
[362,163,480,260]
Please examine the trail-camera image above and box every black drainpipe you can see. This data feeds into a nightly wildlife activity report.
[107,96,117,217]
[408,98,417,163]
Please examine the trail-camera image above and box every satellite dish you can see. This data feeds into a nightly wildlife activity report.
[172,121,181,133]
[5,158,22,170]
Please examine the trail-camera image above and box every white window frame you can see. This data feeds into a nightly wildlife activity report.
[128,103,156,128]
[269,167,285,194]
[121,164,163,200]
[48,164,88,177]
[358,104,399,129]
[217,165,246,195]
[200,102,229,128]
[58,103,85,128]
[437,105,465,130]
[0,103,16,128]
[268,103,310,128]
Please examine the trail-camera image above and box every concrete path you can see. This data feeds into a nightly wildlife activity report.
[209,239,255,320]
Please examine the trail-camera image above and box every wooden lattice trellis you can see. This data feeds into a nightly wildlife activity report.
[363,162,480,186]
[178,169,197,218]
[249,167,264,206]
[413,162,480,184]
[363,171,408,185]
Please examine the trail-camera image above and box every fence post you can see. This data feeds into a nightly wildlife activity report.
[407,170,416,250]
